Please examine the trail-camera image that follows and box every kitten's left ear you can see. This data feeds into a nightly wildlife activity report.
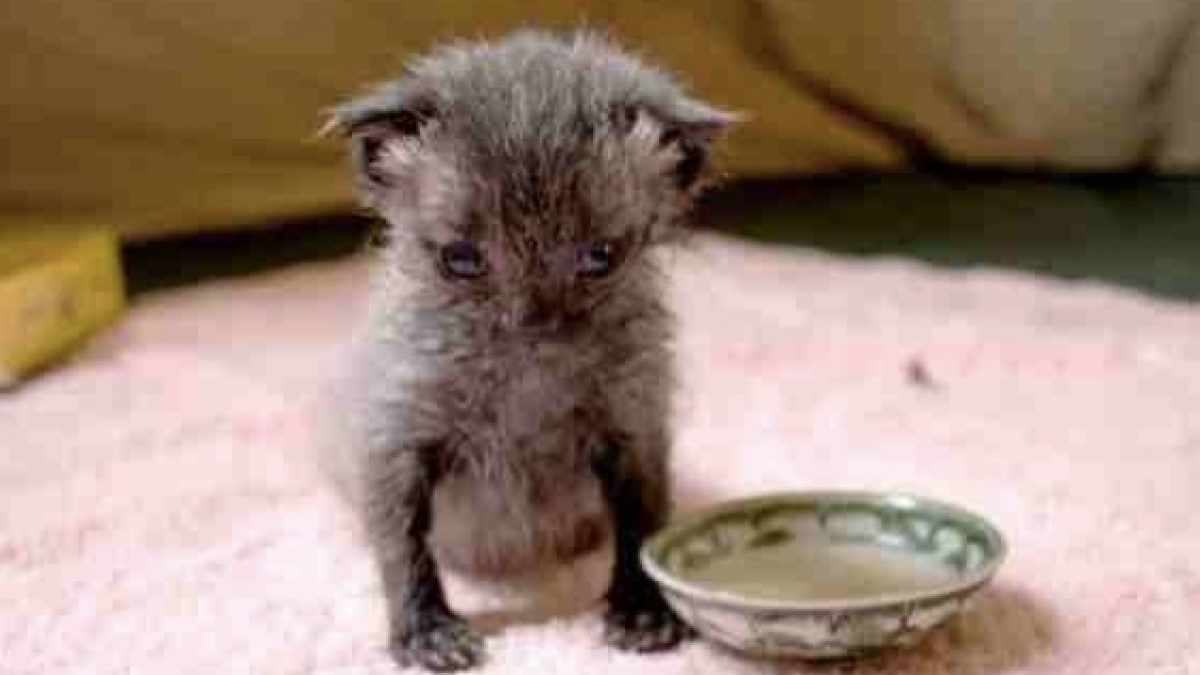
[618,97,740,193]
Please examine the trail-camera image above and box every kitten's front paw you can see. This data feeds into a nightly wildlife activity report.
[392,614,484,672]
[603,602,693,653]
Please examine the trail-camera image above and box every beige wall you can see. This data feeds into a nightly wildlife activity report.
[3,0,1198,240]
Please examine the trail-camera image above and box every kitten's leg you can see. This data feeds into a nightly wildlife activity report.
[365,448,483,671]
[593,441,692,652]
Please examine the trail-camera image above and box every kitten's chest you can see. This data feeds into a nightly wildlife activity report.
[442,341,607,454]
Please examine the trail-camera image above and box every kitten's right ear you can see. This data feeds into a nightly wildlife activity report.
[322,83,436,197]
[612,97,739,195]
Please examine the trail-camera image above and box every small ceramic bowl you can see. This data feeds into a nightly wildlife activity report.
[641,491,1007,659]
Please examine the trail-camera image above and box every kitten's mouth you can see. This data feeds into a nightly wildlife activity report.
[502,308,584,339]
[515,322,575,342]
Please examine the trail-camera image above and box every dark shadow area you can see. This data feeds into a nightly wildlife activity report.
[122,174,1200,302]
[121,211,374,296]
[700,173,1200,302]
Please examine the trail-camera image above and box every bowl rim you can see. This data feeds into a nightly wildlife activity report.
[641,489,1008,613]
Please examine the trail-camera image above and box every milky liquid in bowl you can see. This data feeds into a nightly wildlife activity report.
[681,540,959,602]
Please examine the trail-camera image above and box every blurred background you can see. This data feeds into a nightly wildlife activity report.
[3,0,1200,375]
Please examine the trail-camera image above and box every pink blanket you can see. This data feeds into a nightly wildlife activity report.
[3,234,1198,674]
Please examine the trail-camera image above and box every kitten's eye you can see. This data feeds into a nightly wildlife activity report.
[578,240,618,278]
[440,241,486,279]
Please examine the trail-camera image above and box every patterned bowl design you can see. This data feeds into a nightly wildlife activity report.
[641,491,1007,659]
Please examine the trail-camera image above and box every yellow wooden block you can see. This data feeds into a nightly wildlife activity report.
[0,229,126,386]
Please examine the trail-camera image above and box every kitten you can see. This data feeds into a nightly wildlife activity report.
[323,30,734,672]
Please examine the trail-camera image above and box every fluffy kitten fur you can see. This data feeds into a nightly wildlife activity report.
[324,31,734,671]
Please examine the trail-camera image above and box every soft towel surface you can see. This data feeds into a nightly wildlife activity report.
[3,234,1199,674]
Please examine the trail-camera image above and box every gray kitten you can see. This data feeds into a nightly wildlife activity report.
[324,31,734,671]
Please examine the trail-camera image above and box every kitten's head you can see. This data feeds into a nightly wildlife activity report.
[327,31,735,334]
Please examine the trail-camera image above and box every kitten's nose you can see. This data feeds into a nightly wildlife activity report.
[512,296,561,332]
